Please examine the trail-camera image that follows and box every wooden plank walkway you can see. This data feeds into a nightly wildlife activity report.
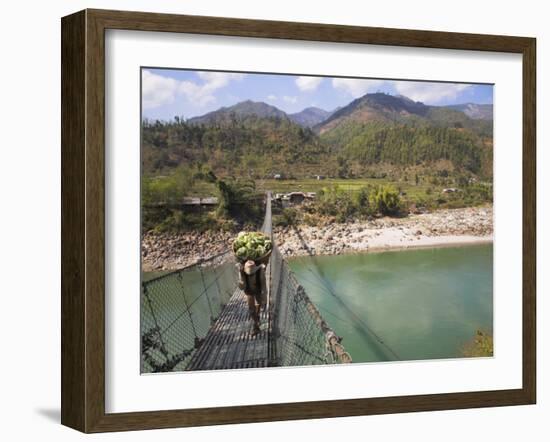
[187,192,273,371]
[186,286,270,370]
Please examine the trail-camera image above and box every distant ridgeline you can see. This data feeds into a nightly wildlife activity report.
[142,93,493,180]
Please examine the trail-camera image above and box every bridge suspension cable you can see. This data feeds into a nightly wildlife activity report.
[305,267,401,361]
[287,224,401,361]
[265,192,351,366]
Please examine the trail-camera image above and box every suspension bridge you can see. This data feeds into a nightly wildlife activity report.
[141,191,352,372]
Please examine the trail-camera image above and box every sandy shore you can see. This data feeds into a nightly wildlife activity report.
[142,206,493,271]
[276,228,492,258]
[274,207,492,258]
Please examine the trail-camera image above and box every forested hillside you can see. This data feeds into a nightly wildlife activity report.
[142,114,331,178]
[142,93,493,181]
[445,103,493,120]
[320,121,493,179]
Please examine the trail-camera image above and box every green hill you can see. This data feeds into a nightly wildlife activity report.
[142,94,493,181]
[320,120,492,178]
[142,113,331,178]
[316,93,492,136]
[187,100,288,125]
[445,103,493,120]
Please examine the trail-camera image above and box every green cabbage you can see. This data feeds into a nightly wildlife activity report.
[232,231,272,261]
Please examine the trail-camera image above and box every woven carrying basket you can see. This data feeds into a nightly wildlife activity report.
[233,231,272,265]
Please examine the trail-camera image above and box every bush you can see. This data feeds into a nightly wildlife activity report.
[355,187,371,216]
[141,166,194,206]
[273,208,300,227]
[302,213,322,227]
[313,185,357,221]
[216,178,263,222]
[153,211,228,233]
[462,330,493,357]
[371,185,401,216]
[307,184,402,221]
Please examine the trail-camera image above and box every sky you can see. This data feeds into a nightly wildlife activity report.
[142,68,493,121]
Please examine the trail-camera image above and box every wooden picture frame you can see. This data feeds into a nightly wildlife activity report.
[61,8,536,433]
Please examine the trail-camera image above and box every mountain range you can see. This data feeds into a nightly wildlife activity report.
[143,92,493,180]
[289,107,333,127]
[185,94,492,130]
[445,103,493,120]
[187,100,288,125]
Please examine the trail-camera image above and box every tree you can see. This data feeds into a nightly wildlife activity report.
[336,155,351,178]
[372,185,401,216]
[216,178,262,222]
[354,187,372,216]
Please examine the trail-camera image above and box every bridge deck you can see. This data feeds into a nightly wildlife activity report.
[186,287,270,370]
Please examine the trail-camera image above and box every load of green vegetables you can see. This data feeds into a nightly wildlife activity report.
[232,231,272,262]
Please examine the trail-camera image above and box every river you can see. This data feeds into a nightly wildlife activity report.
[288,244,493,363]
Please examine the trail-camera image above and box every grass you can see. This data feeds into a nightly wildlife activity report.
[146,175,492,233]
[163,176,491,209]
[257,178,432,195]
[185,180,217,196]
[255,178,465,209]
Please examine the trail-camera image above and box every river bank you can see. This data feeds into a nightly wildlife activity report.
[142,206,493,271]
[275,206,492,258]
[141,230,235,272]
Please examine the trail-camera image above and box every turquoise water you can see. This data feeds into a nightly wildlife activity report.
[288,244,493,363]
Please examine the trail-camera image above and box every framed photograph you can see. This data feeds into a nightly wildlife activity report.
[61,9,536,433]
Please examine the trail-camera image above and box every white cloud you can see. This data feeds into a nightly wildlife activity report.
[296,76,323,92]
[283,95,298,104]
[178,81,217,107]
[142,70,245,110]
[332,78,384,98]
[392,81,471,104]
[196,72,245,91]
[142,70,179,109]
[180,72,245,107]
[267,94,278,101]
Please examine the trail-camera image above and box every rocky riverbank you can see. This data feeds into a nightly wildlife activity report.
[142,206,493,271]
[274,206,492,258]
[142,230,234,272]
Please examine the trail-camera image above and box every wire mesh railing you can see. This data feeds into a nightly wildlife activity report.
[141,251,237,373]
[268,243,352,366]
[266,191,351,367]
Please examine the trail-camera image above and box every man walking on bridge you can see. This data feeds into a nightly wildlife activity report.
[237,260,267,336]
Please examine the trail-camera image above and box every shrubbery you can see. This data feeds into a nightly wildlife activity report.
[141,166,194,206]
[141,169,264,233]
[216,178,263,223]
[462,330,493,357]
[305,184,402,222]
[370,185,401,216]
[154,211,229,233]
[273,207,300,227]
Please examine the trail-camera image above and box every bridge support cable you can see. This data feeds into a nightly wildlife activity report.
[268,243,352,366]
[266,191,351,365]
[303,267,402,361]
[289,225,401,361]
